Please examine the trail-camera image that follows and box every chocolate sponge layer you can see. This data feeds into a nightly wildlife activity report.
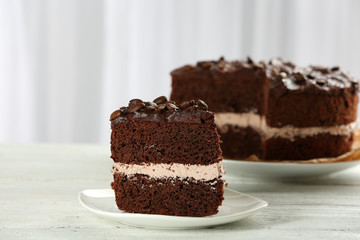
[264,133,354,160]
[218,125,353,160]
[111,174,224,217]
[267,91,358,127]
[217,125,263,160]
[111,121,222,165]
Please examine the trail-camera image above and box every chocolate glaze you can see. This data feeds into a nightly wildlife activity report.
[110,97,214,125]
[172,57,359,97]
[172,56,266,75]
[267,58,359,96]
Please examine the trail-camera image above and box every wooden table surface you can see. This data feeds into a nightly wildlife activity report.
[1,144,360,239]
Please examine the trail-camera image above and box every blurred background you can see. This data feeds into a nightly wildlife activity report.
[1,0,360,144]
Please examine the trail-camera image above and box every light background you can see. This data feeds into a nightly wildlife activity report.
[1,0,360,144]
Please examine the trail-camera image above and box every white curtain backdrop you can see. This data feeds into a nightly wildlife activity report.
[1,0,360,144]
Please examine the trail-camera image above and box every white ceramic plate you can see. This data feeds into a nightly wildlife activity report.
[78,188,268,229]
[223,159,360,179]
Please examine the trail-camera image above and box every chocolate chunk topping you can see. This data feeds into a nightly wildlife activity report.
[172,56,359,97]
[316,78,326,86]
[144,101,155,106]
[158,103,166,110]
[306,74,315,79]
[129,99,143,107]
[128,102,145,113]
[197,61,212,69]
[197,99,208,110]
[217,60,238,71]
[284,61,295,68]
[293,72,305,84]
[180,65,194,72]
[153,96,168,105]
[179,100,195,109]
[110,97,212,123]
[265,58,359,96]
[331,66,340,71]
[311,66,330,74]
[247,56,254,64]
[120,106,128,114]
[271,68,279,77]
[280,66,290,74]
[110,110,121,120]
[259,60,267,67]
[252,63,263,70]
[280,72,287,78]
[181,56,269,74]
[166,102,178,111]
[145,101,157,110]
[269,58,283,66]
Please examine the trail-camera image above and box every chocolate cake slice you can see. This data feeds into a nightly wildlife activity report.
[171,57,359,160]
[110,97,225,216]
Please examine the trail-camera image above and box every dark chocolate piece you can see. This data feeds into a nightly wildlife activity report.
[110,98,213,124]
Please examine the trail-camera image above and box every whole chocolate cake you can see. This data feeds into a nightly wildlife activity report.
[110,96,225,216]
[170,57,359,160]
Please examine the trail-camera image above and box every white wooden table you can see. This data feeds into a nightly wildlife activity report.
[1,144,360,239]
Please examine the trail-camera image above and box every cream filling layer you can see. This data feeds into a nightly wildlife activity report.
[215,112,357,141]
[111,162,225,181]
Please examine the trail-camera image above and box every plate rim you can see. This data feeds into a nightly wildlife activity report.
[223,158,360,166]
[222,158,360,179]
[78,188,268,227]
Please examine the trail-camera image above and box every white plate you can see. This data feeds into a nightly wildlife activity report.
[223,159,360,179]
[78,188,268,229]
